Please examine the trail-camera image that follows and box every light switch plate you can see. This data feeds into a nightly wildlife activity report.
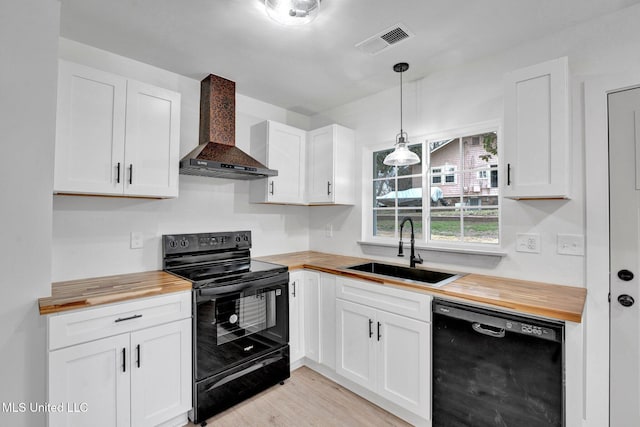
[325,224,333,238]
[130,231,143,249]
[516,233,540,253]
[557,234,584,256]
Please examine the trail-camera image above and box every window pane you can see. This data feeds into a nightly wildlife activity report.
[397,177,422,207]
[398,209,423,240]
[463,208,499,244]
[430,207,461,242]
[397,144,423,176]
[429,138,460,173]
[374,180,396,207]
[463,133,498,170]
[463,171,498,204]
[374,149,396,179]
[373,210,395,237]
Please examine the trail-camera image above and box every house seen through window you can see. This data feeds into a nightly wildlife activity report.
[372,131,499,245]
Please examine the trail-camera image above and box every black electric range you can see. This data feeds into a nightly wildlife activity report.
[163,231,290,425]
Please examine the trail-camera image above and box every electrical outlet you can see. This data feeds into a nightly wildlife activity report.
[325,224,333,238]
[516,233,540,253]
[130,231,143,249]
[557,234,584,256]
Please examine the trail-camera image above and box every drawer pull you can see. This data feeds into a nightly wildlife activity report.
[115,314,143,323]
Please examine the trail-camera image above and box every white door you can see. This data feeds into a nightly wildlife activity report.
[609,86,640,427]
[335,299,376,391]
[288,271,305,364]
[124,80,180,198]
[267,121,306,203]
[319,273,336,369]
[130,319,191,427]
[48,334,130,427]
[304,271,320,362]
[54,60,127,195]
[307,126,334,203]
[376,310,430,419]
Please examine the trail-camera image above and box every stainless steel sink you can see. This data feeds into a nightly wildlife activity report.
[346,262,462,287]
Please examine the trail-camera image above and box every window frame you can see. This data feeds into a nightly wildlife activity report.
[363,121,502,250]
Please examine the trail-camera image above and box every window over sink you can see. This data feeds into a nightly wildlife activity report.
[368,125,501,247]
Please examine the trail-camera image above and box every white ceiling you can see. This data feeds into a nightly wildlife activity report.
[60,0,640,116]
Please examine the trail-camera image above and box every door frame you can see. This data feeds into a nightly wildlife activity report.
[585,72,640,427]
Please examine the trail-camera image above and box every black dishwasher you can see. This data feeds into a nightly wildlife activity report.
[432,299,564,427]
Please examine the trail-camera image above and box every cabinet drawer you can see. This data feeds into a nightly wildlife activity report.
[336,277,431,321]
[48,291,191,350]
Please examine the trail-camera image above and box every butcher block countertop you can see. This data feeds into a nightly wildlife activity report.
[38,271,192,315]
[256,251,586,323]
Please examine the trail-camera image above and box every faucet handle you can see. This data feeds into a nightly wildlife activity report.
[415,251,423,264]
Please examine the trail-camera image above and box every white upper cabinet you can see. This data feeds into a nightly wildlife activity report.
[307,124,355,205]
[54,60,181,198]
[503,56,570,199]
[250,120,306,204]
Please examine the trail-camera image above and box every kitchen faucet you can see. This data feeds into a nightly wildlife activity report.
[398,217,423,268]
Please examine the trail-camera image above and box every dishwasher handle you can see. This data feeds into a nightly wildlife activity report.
[472,322,505,338]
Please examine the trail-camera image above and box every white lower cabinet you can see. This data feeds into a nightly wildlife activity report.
[288,271,305,365]
[47,292,192,427]
[336,278,431,421]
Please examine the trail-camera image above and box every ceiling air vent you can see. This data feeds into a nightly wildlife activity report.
[355,23,413,55]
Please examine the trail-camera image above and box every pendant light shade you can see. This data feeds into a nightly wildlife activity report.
[383,62,420,167]
[265,0,320,26]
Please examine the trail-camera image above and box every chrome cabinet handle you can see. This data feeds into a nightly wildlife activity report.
[327,181,332,195]
[269,181,274,195]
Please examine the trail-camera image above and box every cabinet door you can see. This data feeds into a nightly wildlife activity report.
[266,121,306,203]
[54,60,127,195]
[124,80,181,198]
[289,271,305,364]
[307,126,335,203]
[335,299,377,391]
[48,334,130,427]
[304,271,320,362]
[130,319,191,427]
[503,56,569,199]
[376,310,430,419]
[319,273,336,369]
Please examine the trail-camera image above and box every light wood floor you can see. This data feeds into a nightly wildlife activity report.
[186,366,412,427]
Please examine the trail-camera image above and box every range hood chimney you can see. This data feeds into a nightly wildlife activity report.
[179,74,277,180]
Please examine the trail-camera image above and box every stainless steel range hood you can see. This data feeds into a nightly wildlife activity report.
[179,74,277,180]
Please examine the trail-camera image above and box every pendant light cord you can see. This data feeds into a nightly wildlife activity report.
[399,68,403,135]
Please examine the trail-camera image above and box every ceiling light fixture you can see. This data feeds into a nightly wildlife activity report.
[265,0,320,26]
[384,62,420,166]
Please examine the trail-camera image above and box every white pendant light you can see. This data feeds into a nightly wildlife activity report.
[384,62,420,166]
[265,0,320,26]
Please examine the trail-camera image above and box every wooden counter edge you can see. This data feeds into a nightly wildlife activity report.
[39,271,192,315]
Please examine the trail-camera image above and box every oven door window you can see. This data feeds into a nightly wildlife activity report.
[195,282,288,379]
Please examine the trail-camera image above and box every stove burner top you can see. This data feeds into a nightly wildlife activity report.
[162,231,287,288]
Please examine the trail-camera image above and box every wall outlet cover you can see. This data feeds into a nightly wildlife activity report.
[516,233,540,253]
[557,234,585,256]
[130,231,144,249]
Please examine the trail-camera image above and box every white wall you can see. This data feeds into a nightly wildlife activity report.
[309,3,640,287]
[0,0,59,425]
[51,40,312,281]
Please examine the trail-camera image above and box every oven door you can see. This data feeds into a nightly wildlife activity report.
[194,272,289,380]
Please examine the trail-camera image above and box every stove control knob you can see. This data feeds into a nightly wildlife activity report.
[236,236,241,242]
[243,235,249,241]
[168,240,177,248]
[179,239,189,248]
